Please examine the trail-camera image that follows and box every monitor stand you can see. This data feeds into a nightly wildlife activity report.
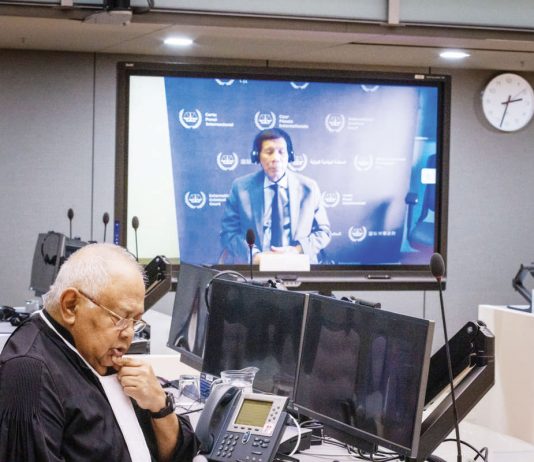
[408,320,495,462]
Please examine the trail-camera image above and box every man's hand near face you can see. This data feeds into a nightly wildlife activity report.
[113,356,179,462]
[113,356,166,412]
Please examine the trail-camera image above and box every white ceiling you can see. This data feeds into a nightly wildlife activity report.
[2,6,534,71]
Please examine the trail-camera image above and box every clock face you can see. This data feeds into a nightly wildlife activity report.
[482,73,534,132]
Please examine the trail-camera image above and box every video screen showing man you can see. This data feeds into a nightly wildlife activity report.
[0,243,198,462]
[220,128,332,265]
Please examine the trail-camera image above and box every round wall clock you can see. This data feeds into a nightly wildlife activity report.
[481,73,534,132]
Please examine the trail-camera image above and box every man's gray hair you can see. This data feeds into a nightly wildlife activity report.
[43,243,145,311]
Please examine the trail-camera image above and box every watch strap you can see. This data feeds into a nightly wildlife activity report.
[150,392,175,419]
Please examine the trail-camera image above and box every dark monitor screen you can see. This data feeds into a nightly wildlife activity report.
[167,263,220,370]
[202,278,307,399]
[30,232,66,297]
[294,294,434,458]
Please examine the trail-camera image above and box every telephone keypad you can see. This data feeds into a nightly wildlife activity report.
[208,393,288,462]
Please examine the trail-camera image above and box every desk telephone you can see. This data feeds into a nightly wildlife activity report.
[197,385,288,462]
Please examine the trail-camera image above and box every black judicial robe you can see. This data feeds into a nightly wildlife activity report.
[0,313,198,462]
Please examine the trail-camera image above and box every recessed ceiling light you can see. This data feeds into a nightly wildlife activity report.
[440,50,470,60]
[164,37,194,47]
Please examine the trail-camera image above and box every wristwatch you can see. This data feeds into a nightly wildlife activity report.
[150,392,175,419]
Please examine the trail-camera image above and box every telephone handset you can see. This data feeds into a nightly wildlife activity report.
[197,384,289,462]
[196,385,240,452]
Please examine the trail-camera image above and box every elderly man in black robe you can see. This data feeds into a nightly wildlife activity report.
[0,243,198,461]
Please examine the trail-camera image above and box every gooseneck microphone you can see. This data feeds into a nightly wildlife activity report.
[430,253,462,462]
[67,208,74,239]
[246,228,255,280]
[132,216,139,262]
[102,212,109,242]
[430,252,446,281]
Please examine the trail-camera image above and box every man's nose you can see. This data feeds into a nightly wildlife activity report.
[119,326,135,340]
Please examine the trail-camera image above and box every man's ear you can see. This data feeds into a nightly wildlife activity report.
[59,288,79,326]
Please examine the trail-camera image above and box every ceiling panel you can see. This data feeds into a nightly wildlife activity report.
[0,10,534,71]
[0,16,164,52]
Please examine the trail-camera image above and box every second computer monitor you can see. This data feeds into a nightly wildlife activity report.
[167,263,221,370]
[294,293,434,458]
[202,279,307,399]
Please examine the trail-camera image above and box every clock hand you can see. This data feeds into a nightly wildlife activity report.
[500,95,512,128]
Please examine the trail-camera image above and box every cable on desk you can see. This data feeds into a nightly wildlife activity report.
[287,413,302,456]
[349,447,400,462]
[316,438,381,461]
[442,438,489,461]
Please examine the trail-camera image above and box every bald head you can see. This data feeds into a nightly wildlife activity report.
[44,243,145,313]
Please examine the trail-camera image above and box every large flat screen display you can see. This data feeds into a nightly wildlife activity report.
[294,294,434,457]
[116,62,450,290]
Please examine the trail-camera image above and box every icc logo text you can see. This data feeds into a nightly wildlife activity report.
[288,153,308,172]
[184,191,207,209]
[254,111,277,130]
[348,226,367,242]
[179,109,202,129]
[322,191,341,208]
[325,114,346,133]
[217,152,239,171]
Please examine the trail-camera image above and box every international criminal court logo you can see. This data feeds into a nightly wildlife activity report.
[217,152,239,171]
[322,191,341,208]
[290,82,310,90]
[178,109,202,129]
[361,84,380,93]
[348,225,367,243]
[184,191,207,209]
[215,79,235,86]
[325,114,346,133]
[353,154,374,171]
[254,111,277,130]
[288,153,308,172]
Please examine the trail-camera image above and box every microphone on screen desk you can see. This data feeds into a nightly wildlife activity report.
[102,212,109,242]
[246,228,255,280]
[67,208,74,239]
[131,216,139,261]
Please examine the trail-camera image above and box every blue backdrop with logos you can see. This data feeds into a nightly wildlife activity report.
[164,77,438,266]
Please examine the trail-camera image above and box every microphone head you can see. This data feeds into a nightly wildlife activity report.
[102,212,109,225]
[67,208,74,220]
[430,253,446,280]
[246,228,255,247]
[131,216,139,230]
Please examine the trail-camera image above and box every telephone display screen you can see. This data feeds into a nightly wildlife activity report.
[234,399,272,427]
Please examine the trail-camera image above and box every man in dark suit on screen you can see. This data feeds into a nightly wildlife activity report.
[220,128,331,264]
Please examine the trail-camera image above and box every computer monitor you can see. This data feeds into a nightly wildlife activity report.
[29,232,87,297]
[166,263,221,370]
[30,232,65,297]
[294,293,434,458]
[117,63,451,291]
[202,278,308,399]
